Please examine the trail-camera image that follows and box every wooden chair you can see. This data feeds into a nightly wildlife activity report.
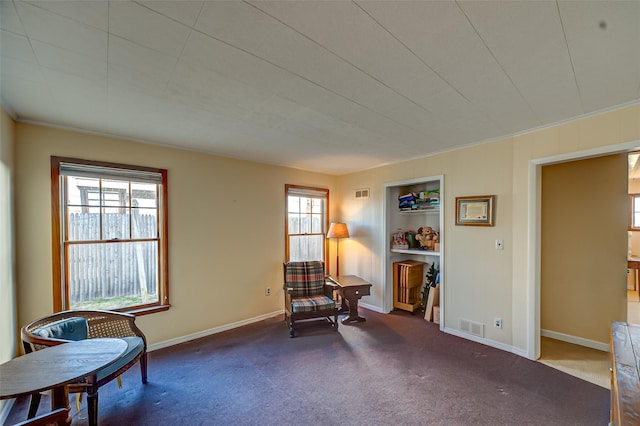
[283,261,339,337]
[21,310,148,426]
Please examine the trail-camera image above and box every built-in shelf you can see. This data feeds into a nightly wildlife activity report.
[391,249,441,256]
[398,209,440,215]
[384,175,444,323]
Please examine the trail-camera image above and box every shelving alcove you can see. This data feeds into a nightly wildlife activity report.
[383,176,443,327]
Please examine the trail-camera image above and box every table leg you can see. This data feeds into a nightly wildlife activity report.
[342,295,366,324]
[50,385,71,425]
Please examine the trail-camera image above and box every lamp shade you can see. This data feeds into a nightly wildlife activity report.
[327,222,350,239]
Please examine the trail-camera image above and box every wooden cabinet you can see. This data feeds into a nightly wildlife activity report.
[393,260,424,313]
[384,176,443,323]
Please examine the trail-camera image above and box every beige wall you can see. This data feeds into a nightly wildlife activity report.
[14,123,337,345]
[541,155,628,343]
[0,109,17,416]
[9,103,640,359]
[339,138,515,345]
[339,104,640,356]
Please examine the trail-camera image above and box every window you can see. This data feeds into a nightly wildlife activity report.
[285,185,329,263]
[51,157,169,314]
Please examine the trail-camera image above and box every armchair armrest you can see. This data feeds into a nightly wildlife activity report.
[323,281,339,299]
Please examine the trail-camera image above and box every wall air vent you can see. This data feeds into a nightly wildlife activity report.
[355,188,370,199]
[459,319,484,338]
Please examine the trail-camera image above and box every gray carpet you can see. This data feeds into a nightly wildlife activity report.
[5,309,609,425]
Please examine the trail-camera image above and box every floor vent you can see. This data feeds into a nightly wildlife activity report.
[459,319,484,338]
[355,188,370,199]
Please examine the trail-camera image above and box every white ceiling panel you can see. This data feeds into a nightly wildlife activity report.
[1,0,638,174]
[0,56,50,118]
[195,1,438,137]
[558,0,640,113]
[458,1,582,124]
[357,1,535,135]
[31,40,106,83]
[0,1,26,35]
[0,30,37,64]
[109,1,191,58]
[138,0,204,28]
[23,0,108,31]
[108,35,176,93]
[14,1,107,60]
[179,31,296,97]
[250,0,468,114]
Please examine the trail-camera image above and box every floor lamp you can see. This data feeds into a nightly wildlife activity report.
[327,222,350,277]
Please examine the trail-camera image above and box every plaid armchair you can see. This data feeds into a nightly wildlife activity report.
[283,261,339,337]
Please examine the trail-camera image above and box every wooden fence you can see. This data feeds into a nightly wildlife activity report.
[67,213,157,303]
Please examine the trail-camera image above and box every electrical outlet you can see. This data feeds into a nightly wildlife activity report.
[265,287,271,296]
[495,239,504,250]
[494,317,502,329]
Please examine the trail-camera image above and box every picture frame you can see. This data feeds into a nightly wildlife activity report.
[455,195,495,226]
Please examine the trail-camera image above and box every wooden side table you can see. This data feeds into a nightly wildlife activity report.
[329,275,372,324]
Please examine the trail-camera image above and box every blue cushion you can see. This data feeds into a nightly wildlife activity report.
[33,317,88,341]
[96,337,144,382]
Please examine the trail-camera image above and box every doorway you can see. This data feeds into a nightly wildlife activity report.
[540,154,627,344]
[537,153,628,387]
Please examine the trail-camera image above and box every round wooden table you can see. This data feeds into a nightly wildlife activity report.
[0,338,127,423]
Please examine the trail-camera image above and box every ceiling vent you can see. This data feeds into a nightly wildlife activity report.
[459,319,484,338]
[355,188,370,199]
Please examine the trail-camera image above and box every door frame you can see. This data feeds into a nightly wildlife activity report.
[527,139,640,360]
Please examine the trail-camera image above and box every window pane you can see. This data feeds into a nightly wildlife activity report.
[67,241,159,310]
[303,198,313,213]
[132,208,157,238]
[300,213,311,233]
[635,212,640,228]
[103,209,130,240]
[67,206,100,241]
[311,214,322,233]
[289,235,323,261]
[311,198,322,213]
[102,179,129,208]
[132,182,157,208]
[288,196,300,213]
[67,177,99,207]
[288,214,299,234]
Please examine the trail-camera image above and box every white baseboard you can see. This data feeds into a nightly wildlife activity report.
[443,327,528,358]
[359,302,385,314]
[145,306,538,362]
[541,329,609,352]
[148,310,284,352]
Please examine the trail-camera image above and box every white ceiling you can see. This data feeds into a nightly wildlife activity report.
[1,0,639,175]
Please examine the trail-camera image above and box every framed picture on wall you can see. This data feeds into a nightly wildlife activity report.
[455,195,495,226]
